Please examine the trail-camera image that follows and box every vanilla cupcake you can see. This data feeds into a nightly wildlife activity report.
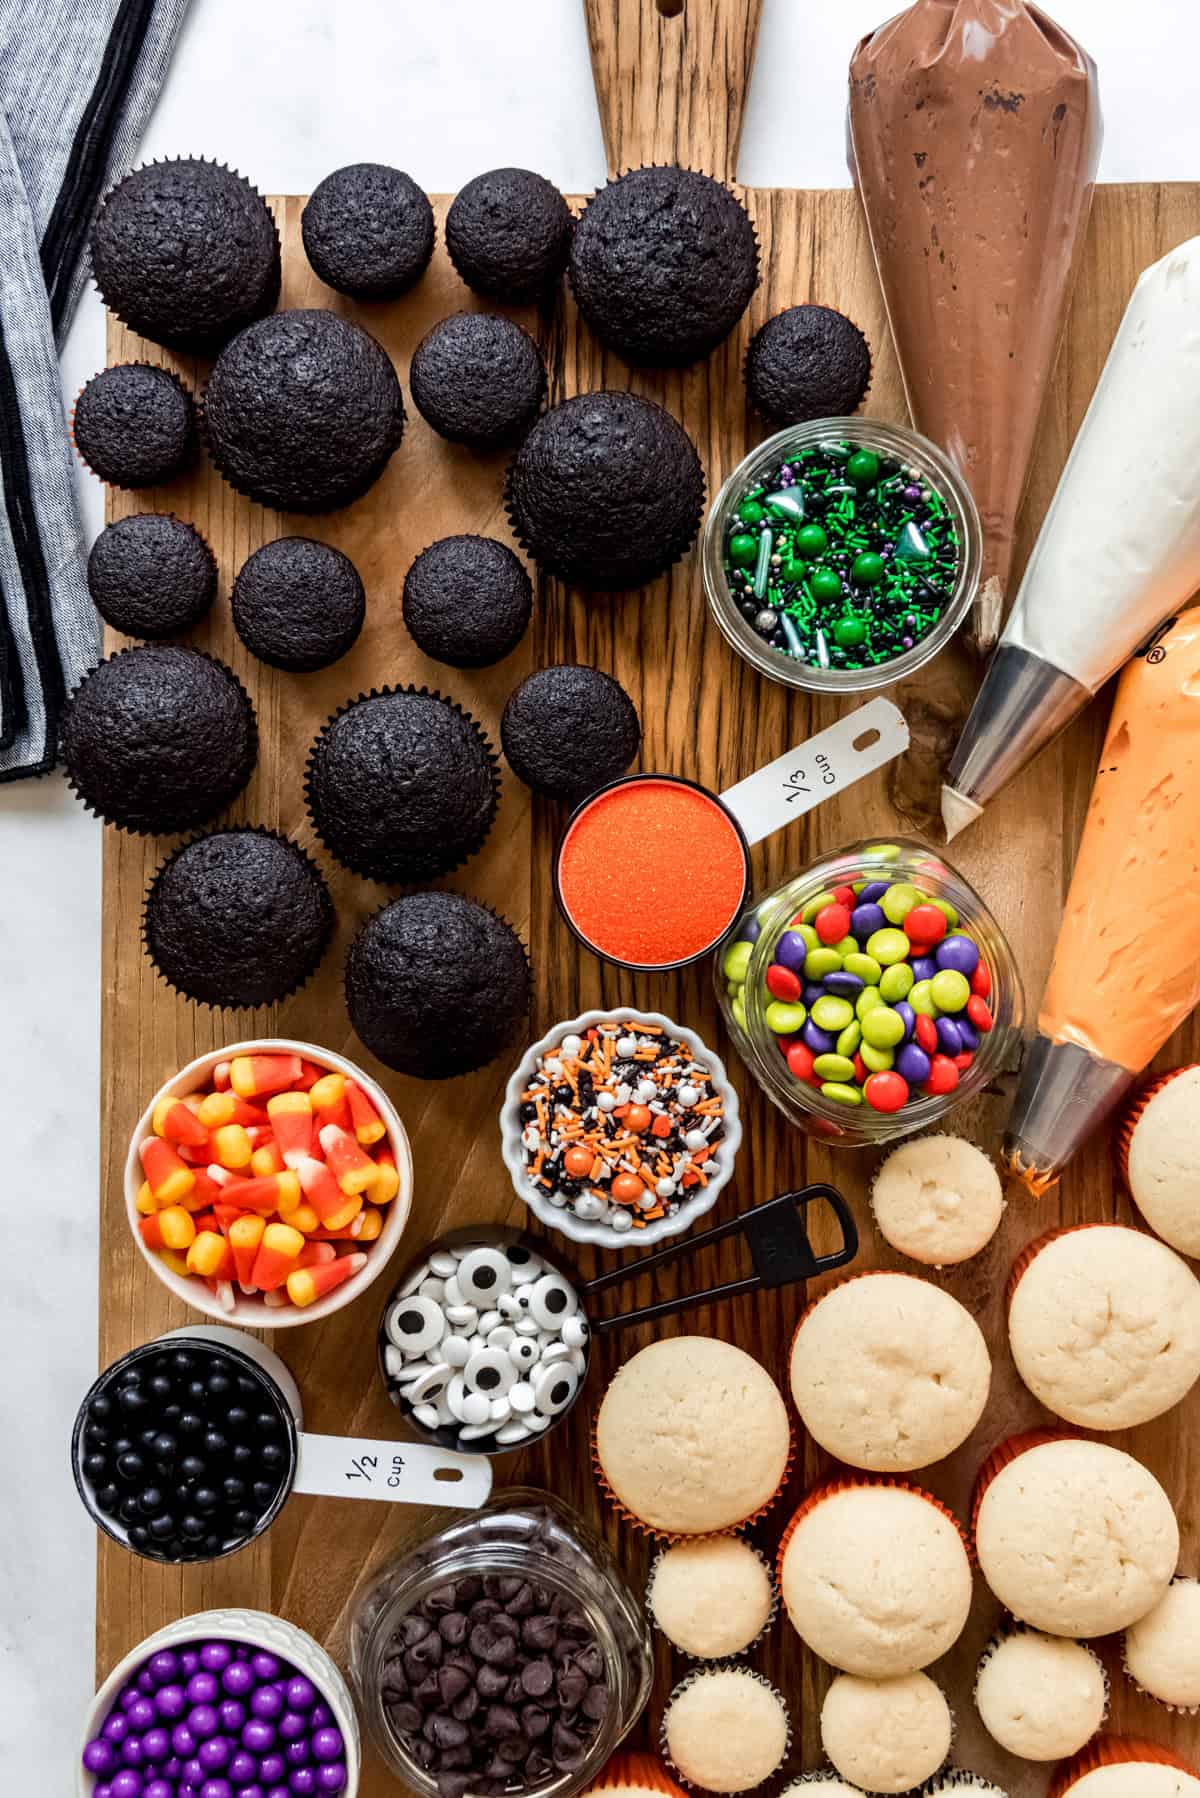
[779,1479,972,1677]
[922,1777,1010,1796]
[779,1778,864,1796]
[646,1535,775,1659]
[975,1626,1106,1760]
[1124,1577,1200,1711]
[661,1668,790,1793]
[1008,1225,1200,1429]
[1117,1067,1200,1256]
[580,1752,690,1798]
[820,1671,951,1794]
[974,1434,1178,1636]
[871,1135,1005,1265]
[790,1272,990,1472]
[595,1337,791,1537]
[1050,1736,1200,1797]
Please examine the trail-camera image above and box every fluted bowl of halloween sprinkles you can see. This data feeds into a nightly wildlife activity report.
[702,418,982,693]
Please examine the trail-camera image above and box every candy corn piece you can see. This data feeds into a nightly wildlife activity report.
[210,1280,237,1314]
[368,1147,400,1206]
[139,1136,196,1206]
[186,1167,223,1212]
[319,1123,378,1196]
[310,1072,351,1131]
[345,1079,387,1146]
[211,1123,254,1169]
[196,1090,268,1129]
[250,1140,286,1177]
[212,1060,232,1091]
[187,1231,235,1280]
[139,1206,196,1252]
[151,1095,210,1148]
[295,1060,324,1091]
[230,1053,304,1100]
[356,1206,384,1243]
[267,1090,313,1169]
[287,1252,367,1308]
[222,1170,300,1214]
[188,1211,218,1235]
[249,1221,305,1292]
[228,1213,265,1289]
[205,1164,248,1191]
[212,1202,242,1234]
[262,1288,289,1309]
[158,1248,191,1279]
[296,1154,362,1230]
[135,1180,156,1217]
[293,1240,337,1271]
[308,1213,365,1241]
[286,1201,321,1234]
[176,1138,214,1166]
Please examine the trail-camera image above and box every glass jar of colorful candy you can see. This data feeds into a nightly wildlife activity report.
[715,839,1025,1145]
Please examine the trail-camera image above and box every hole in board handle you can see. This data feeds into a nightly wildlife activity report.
[852,727,881,754]
[434,1466,464,1483]
[657,0,685,15]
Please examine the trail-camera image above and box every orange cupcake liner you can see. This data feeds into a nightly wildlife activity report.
[1049,1734,1198,1798]
[1114,1065,1200,1190]
[583,1751,689,1798]
[776,1473,975,1586]
[970,1428,1074,1539]
[592,1415,794,1544]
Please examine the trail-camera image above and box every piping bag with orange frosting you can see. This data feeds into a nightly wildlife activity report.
[1005,608,1200,1195]
[848,0,1100,654]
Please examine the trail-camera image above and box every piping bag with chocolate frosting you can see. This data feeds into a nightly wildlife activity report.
[1005,608,1200,1195]
[848,0,1100,654]
[944,236,1200,840]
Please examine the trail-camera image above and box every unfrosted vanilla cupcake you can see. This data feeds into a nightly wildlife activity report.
[1008,1226,1200,1429]
[1124,1577,1200,1711]
[871,1135,1004,1265]
[646,1535,775,1659]
[975,1626,1106,1760]
[820,1670,951,1794]
[661,1668,789,1794]
[1117,1067,1200,1256]
[779,1479,972,1677]
[790,1272,991,1472]
[974,1434,1178,1636]
[1050,1736,1200,1797]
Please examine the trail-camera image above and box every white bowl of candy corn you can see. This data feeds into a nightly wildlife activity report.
[124,1039,413,1328]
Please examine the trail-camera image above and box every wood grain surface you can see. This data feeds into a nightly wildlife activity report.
[95,3,1200,1792]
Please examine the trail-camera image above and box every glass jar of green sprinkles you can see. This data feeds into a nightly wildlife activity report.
[713,838,1024,1146]
[702,419,982,694]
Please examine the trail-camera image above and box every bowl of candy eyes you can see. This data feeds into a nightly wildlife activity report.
[124,1040,413,1327]
[498,1009,742,1250]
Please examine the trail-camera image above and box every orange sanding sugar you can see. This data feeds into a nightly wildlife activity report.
[557,778,748,967]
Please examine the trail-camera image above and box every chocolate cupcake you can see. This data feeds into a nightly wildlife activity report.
[301,163,435,299]
[90,157,280,354]
[145,827,333,1007]
[402,534,532,668]
[73,364,196,489]
[306,686,499,883]
[87,514,217,640]
[231,536,365,672]
[745,305,872,425]
[569,166,758,366]
[62,646,256,835]
[203,309,405,513]
[446,166,573,301]
[506,391,704,589]
[502,664,640,801]
[345,890,531,1078]
[409,312,546,449]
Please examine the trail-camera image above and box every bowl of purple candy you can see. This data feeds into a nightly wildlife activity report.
[79,1609,360,1798]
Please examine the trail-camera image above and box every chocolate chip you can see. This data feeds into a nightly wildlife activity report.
[387,1700,421,1732]
[521,1614,558,1652]
[437,1773,472,1798]
[557,1668,587,1709]
[583,1683,608,1721]
[450,1686,481,1723]
[454,1576,481,1603]
[498,1732,531,1763]
[414,1671,442,1706]
[576,1643,603,1681]
[401,1614,433,1645]
[475,1662,511,1699]
[485,1704,520,1739]
[521,1704,551,1738]
[425,1714,469,1749]
[425,1584,458,1614]
[469,1598,502,1623]
[504,1673,527,1706]
[506,1581,535,1617]
[411,1630,444,1667]
[521,1658,554,1698]
[438,1610,470,1645]
[438,1665,471,1705]
[491,1611,519,1639]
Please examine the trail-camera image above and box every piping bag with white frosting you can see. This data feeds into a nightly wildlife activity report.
[944,236,1200,840]
[1005,607,1200,1195]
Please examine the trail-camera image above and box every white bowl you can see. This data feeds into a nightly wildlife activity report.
[499,1008,742,1250]
[79,1607,361,1796]
[125,1037,413,1328]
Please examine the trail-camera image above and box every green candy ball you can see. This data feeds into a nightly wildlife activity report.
[813,1053,856,1083]
[844,952,882,986]
[811,995,854,1033]
[794,524,828,558]
[846,448,881,487]
[851,552,884,586]
[802,890,837,922]
[722,939,753,982]
[930,969,971,1013]
[859,1041,895,1073]
[833,616,867,648]
[810,569,842,602]
[729,533,759,568]
[865,927,909,966]
[798,923,820,951]
[861,1005,906,1050]
[738,499,766,526]
[821,1081,863,1107]
[732,994,746,1029]
[879,962,915,1002]
[836,1020,862,1058]
[909,979,937,1017]
[881,883,922,924]
[856,987,885,1021]
[765,999,807,1034]
[804,947,843,980]
[781,559,809,585]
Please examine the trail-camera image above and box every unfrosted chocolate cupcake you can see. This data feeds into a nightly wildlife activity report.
[745,305,872,425]
[301,163,434,299]
[90,158,280,354]
[87,514,217,640]
[73,364,196,489]
[231,536,365,672]
[502,664,640,801]
[402,534,532,668]
[446,166,572,301]
[409,313,546,449]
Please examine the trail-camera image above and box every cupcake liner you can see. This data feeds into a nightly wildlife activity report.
[974,1619,1109,1734]
[1114,1066,1200,1191]
[303,684,501,885]
[645,1535,779,1660]
[70,361,199,490]
[1122,1575,1200,1715]
[778,1474,975,1587]
[660,1666,791,1794]
[582,1752,688,1798]
[741,304,875,425]
[918,1774,1012,1796]
[970,1429,1073,1539]
[142,825,335,1011]
[89,512,219,644]
[1048,1735,1199,1798]
[61,645,258,836]
[592,1412,794,1545]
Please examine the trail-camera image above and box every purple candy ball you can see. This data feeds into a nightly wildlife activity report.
[84,1740,118,1776]
[184,1760,206,1785]
[229,1751,259,1785]
[130,1698,157,1730]
[180,1786,202,1798]
[259,1754,286,1783]
[146,1783,174,1798]
[119,1687,140,1712]
[859,880,889,903]
[96,1785,114,1798]
[171,1724,196,1758]
[165,1760,182,1780]
[278,1713,306,1744]
[774,929,808,974]
[267,1789,291,1798]
[142,1729,170,1764]
[308,1707,331,1732]
[315,1767,346,1796]
[909,954,937,983]
[240,1790,266,1798]
[956,1018,980,1052]
[137,1670,157,1695]
[801,981,824,1007]
[824,970,864,999]
[156,1685,187,1721]
[740,915,761,944]
[288,1771,317,1797]
[903,483,922,502]
[219,1701,247,1733]
[121,1738,144,1768]
[199,1738,232,1771]
[893,1001,915,1042]
[243,1718,276,1753]
[200,1781,234,1798]
[802,1020,835,1056]
[187,1673,220,1706]
[251,1654,282,1682]
[189,1705,219,1741]
[935,1017,962,1056]
[850,902,885,941]
[222,1661,256,1698]
[112,1774,143,1798]
[936,933,980,976]
[285,1678,316,1713]
[285,1740,310,1768]
[180,1652,201,1676]
[148,1653,179,1687]
[895,1042,932,1086]
[200,1643,234,1673]
[103,1715,129,1744]
[310,1730,341,1764]
[251,1687,285,1723]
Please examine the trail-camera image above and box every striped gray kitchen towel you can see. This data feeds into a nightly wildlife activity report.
[0,0,191,780]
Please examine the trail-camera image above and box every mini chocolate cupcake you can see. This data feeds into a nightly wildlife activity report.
[301,163,435,299]
[90,157,280,354]
[73,364,196,489]
[506,391,704,589]
[203,309,405,513]
[501,664,640,801]
[306,686,499,883]
[87,514,217,640]
[409,312,546,449]
[345,891,531,1078]
[569,166,758,366]
[61,645,256,834]
[402,534,532,668]
[231,536,365,672]
[145,827,333,1007]
[446,166,573,302]
[745,305,872,425]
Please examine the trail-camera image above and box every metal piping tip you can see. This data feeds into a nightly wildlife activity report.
[940,783,984,843]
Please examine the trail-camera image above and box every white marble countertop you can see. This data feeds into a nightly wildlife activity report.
[3,0,1195,1785]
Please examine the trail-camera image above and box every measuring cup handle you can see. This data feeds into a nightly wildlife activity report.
[291,1434,493,1509]
[801,1183,859,1274]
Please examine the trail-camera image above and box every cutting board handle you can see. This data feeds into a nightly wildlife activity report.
[583,0,763,184]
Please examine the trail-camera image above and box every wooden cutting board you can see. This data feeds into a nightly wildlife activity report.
[95,1,1200,1791]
